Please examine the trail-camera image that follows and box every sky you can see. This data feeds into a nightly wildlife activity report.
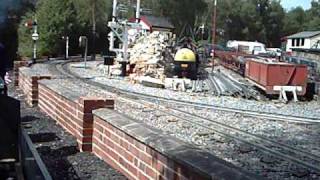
[281,0,312,10]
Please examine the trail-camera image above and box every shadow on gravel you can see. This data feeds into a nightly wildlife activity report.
[21,115,40,123]
[29,133,60,143]
[37,146,81,180]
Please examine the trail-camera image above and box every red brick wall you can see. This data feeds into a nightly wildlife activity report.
[38,83,114,152]
[14,61,28,86]
[93,116,203,180]
[18,68,50,107]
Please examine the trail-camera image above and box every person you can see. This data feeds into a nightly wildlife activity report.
[0,43,10,95]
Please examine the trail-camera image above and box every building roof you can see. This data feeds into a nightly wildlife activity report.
[287,31,320,39]
[140,15,174,29]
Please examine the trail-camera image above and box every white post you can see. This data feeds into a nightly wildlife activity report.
[112,0,117,22]
[123,24,129,62]
[33,24,37,60]
[33,40,37,60]
[84,38,88,68]
[66,36,69,59]
[32,21,39,63]
[293,88,299,102]
[136,0,141,23]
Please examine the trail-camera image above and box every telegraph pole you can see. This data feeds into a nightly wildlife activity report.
[211,0,217,73]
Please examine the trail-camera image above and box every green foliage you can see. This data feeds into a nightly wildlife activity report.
[18,12,35,57]
[304,1,320,30]
[211,0,286,46]
[283,7,306,35]
[36,0,76,56]
[16,0,320,58]
[280,1,320,43]
[17,0,112,58]
[158,0,208,34]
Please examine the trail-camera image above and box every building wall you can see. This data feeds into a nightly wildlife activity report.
[311,34,320,48]
[286,38,310,52]
[286,35,320,52]
[128,21,149,43]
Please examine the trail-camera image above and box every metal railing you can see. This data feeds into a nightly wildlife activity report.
[0,95,52,180]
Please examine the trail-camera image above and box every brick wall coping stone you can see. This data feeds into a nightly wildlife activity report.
[19,64,54,77]
[93,108,262,180]
[38,79,113,102]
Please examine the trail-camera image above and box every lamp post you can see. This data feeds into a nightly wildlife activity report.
[31,20,39,64]
[211,0,217,73]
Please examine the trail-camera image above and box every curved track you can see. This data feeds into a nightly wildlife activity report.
[53,61,320,173]
[63,61,320,124]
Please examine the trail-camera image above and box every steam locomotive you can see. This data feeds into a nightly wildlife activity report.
[173,48,198,80]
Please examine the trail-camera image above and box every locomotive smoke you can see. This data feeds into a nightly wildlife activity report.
[0,0,22,28]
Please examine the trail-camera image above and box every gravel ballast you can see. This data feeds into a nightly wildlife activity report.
[11,61,320,180]
[66,61,320,179]
[69,61,320,120]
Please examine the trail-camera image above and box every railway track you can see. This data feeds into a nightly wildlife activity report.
[152,101,320,172]
[52,61,320,175]
[64,61,320,124]
[123,98,320,173]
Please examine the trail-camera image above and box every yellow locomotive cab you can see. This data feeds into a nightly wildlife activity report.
[174,48,196,62]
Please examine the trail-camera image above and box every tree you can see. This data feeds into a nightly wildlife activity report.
[204,0,285,46]
[158,0,208,35]
[283,7,307,36]
[35,0,78,56]
[264,0,285,47]
[66,0,112,56]
[17,11,35,57]
[17,0,112,57]
[304,1,320,30]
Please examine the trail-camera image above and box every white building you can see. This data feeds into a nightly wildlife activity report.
[128,15,174,43]
[286,31,320,52]
[226,40,267,55]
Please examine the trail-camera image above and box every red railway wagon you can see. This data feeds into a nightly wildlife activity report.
[215,50,249,75]
[245,59,308,95]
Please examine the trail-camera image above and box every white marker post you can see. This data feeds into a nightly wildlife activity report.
[32,23,39,63]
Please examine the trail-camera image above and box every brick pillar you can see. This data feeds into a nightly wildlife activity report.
[27,76,51,107]
[13,61,28,86]
[77,97,114,152]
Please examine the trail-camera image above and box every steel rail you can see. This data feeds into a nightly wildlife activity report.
[54,61,320,173]
[114,92,320,172]
[60,62,320,124]
[139,98,320,173]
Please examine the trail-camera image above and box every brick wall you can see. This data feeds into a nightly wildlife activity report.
[93,116,188,180]
[18,68,51,107]
[92,109,257,180]
[38,82,114,152]
[13,61,28,86]
[22,73,257,180]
